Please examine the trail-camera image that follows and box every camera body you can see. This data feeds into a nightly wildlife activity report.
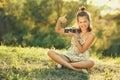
[64,27,80,33]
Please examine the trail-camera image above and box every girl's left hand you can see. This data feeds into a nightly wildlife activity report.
[59,15,67,24]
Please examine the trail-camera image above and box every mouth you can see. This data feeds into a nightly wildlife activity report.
[81,25,87,28]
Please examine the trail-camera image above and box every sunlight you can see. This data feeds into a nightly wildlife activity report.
[64,0,120,15]
[89,0,120,9]
[88,0,120,15]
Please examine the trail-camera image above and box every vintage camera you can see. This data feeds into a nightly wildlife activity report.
[64,27,80,33]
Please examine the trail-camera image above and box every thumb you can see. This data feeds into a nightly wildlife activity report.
[62,14,67,18]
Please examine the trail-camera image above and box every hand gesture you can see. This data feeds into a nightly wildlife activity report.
[58,15,67,24]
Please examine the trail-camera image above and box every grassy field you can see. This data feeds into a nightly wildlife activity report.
[0,46,120,80]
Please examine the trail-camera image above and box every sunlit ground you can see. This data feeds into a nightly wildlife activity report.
[0,46,120,80]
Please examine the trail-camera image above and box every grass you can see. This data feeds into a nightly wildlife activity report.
[0,46,120,80]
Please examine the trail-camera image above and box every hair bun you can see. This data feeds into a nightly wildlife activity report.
[80,6,86,12]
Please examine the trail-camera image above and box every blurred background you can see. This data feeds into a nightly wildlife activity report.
[0,0,119,57]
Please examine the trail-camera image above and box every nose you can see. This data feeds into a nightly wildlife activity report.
[81,23,85,26]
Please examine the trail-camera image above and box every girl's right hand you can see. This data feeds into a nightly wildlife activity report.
[58,15,67,24]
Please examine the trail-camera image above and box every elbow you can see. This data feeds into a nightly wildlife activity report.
[79,49,86,53]
[78,47,88,53]
[55,29,59,33]
[80,51,85,53]
[55,28,62,33]
[55,28,59,33]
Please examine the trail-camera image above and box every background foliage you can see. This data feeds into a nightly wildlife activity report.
[0,0,119,57]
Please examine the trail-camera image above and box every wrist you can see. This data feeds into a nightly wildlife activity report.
[57,19,61,24]
[73,35,78,41]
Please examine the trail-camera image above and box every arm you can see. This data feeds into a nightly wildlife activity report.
[55,18,65,34]
[55,16,75,36]
[73,33,95,53]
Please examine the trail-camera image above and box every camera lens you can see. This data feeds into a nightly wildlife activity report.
[64,27,70,33]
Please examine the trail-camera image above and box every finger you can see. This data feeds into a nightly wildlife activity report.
[61,14,67,18]
[64,14,67,18]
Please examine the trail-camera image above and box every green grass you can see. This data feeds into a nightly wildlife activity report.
[0,46,120,80]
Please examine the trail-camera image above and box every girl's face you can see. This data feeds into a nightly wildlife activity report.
[77,16,89,31]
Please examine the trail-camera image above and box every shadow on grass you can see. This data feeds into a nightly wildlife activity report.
[0,66,89,80]
[0,58,89,80]
[36,67,89,80]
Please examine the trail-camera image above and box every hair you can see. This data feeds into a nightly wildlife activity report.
[77,6,92,32]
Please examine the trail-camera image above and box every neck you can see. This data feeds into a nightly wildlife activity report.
[80,30,88,38]
[81,30,87,34]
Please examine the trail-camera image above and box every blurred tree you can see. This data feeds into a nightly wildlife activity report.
[21,0,82,48]
[88,5,120,57]
[0,0,29,46]
[0,0,119,57]
[102,12,120,57]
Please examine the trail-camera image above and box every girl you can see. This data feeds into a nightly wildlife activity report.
[47,7,95,72]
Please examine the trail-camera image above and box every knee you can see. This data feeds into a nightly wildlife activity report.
[89,60,95,68]
[47,50,54,57]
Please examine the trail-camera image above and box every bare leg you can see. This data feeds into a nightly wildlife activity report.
[47,50,81,71]
[59,54,71,62]
[71,60,94,69]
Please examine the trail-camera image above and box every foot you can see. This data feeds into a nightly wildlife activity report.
[81,69,88,74]
[56,64,62,69]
